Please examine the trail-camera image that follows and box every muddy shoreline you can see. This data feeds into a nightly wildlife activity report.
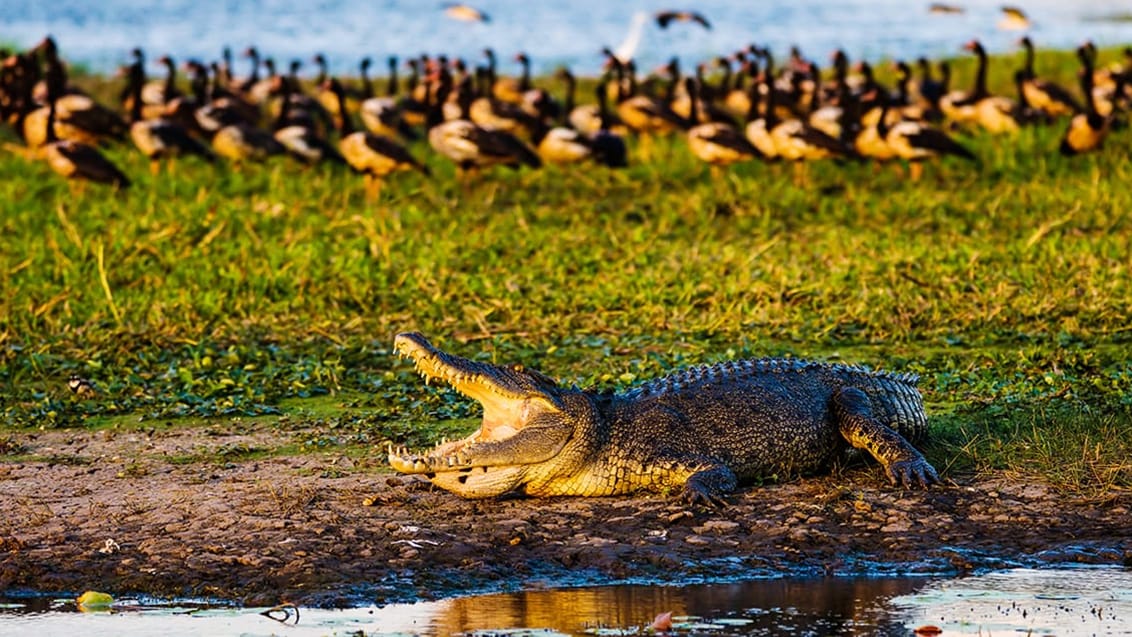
[1,426,1130,608]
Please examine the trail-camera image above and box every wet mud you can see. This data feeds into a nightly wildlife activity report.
[1,426,1129,608]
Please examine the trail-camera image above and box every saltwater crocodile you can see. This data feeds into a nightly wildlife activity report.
[388,332,939,504]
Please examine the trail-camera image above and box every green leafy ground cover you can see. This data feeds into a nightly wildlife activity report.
[1,46,1129,495]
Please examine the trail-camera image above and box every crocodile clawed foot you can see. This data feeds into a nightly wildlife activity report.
[680,484,730,508]
[887,458,941,489]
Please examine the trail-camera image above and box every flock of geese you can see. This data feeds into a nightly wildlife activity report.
[0,33,1128,196]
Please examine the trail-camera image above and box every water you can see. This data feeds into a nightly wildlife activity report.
[2,1,1131,79]
[893,567,1132,636]
[2,567,1130,636]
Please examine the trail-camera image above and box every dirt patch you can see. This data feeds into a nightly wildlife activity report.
[1,425,1129,608]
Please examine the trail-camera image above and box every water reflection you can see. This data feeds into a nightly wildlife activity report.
[432,577,930,634]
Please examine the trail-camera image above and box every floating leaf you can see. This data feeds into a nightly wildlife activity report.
[76,590,114,610]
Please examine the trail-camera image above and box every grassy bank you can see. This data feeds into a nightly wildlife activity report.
[1,47,1130,496]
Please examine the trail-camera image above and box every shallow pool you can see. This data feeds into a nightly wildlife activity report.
[1,566,1129,636]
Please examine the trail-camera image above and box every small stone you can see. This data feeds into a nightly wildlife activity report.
[495,518,529,529]
[666,511,693,523]
[684,534,711,545]
[697,520,740,533]
[880,521,913,533]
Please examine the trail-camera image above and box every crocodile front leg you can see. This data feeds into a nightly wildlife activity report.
[614,404,739,505]
[833,387,940,488]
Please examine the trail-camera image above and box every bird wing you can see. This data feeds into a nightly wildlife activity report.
[52,141,130,186]
[1032,79,1084,113]
[928,3,964,14]
[363,133,426,172]
[442,3,489,23]
[56,96,127,138]
[792,124,852,156]
[901,124,976,160]
[614,11,649,64]
[429,121,483,162]
[1002,6,1026,19]
[694,125,760,156]
[147,120,214,159]
[656,11,711,29]
[468,128,541,167]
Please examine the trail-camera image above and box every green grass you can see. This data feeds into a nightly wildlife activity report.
[1,47,1130,496]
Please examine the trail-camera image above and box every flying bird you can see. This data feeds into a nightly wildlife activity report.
[928,3,965,14]
[655,10,711,30]
[998,6,1030,30]
[442,3,490,23]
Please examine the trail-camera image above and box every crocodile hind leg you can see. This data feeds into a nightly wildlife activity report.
[833,387,940,488]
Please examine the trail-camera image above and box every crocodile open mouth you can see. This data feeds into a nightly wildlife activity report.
[394,332,550,439]
[389,332,563,474]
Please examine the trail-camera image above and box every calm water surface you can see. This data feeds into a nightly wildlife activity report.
[2,1,1132,78]
[1,567,1130,636]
